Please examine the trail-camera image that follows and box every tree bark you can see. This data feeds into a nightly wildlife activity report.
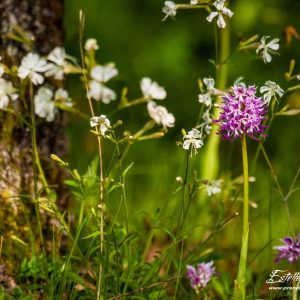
[0,0,67,287]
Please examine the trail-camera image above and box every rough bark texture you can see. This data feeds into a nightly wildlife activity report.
[0,0,68,281]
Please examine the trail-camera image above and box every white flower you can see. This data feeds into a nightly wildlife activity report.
[91,65,118,83]
[198,77,216,107]
[0,79,18,109]
[88,64,118,103]
[162,1,176,19]
[198,93,212,106]
[87,81,116,103]
[205,179,223,196]
[206,1,233,29]
[45,47,67,80]
[200,109,213,135]
[90,115,110,136]
[85,38,99,51]
[34,87,57,122]
[18,53,49,85]
[260,81,284,105]
[55,88,73,107]
[190,0,198,4]
[256,36,280,64]
[0,66,4,78]
[183,128,203,155]
[141,77,167,100]
[147,101,175,128]
[203,77,216,91]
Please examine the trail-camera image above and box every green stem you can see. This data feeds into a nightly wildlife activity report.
[235,136,249,300]
[29,82,49,283]
[79,14,105,298]
[241,136,249,241]
[201,26,230,181]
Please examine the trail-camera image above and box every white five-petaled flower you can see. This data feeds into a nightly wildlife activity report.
[45,47,67,80]
[0,79,18,109]
[147,101,175,129]
[34,87,57,122]
[205,179,223,196]
[87,64,118,103]
[190,0,198,4]
[141,77,167,100]
[198,77,216,107]
[55,88,73,107]
[162,1,176,20]
[206,0,233,29]
[90,115,111,136]
[260,81,284,105]
[18,53,49,85]
[183,128,203,155]
[85,38,99,51]
[256,36,280,64]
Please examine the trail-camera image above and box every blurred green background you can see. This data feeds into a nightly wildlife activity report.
[63,0,300,279]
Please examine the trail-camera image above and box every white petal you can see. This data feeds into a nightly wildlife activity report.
[183,140,191,150]
[206,11,218,23]
[217,14,226,28]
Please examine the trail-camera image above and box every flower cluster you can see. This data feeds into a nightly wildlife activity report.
[140,77,175,129]
[34,87,70,122]
[163,0,234,28]
[186,261,216,293]
[274,234,300,263]
[206,0,234,29]
[0,48,74,121]
[87,64,118,103]
[216,85,267,140]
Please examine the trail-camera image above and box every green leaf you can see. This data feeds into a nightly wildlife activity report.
[82,231,101,240]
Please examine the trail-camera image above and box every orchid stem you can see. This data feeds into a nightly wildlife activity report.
[235,136,249,300]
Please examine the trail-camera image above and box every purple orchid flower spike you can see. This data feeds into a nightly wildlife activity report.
[274,234,300,263]
[186,261,216,293]
[215,85,267,140]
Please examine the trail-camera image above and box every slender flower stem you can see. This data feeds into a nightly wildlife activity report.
[260,144,296,238]
[29,82,49,282]
[241,136,249,243]
[235,136,249,300]
[79,11,105,299]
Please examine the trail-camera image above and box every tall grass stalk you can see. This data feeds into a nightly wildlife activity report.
[79,11,105,299]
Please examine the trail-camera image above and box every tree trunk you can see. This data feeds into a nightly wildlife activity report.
[0,0,67,289]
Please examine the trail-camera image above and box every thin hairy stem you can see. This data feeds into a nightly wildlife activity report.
[79,11,105,299]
